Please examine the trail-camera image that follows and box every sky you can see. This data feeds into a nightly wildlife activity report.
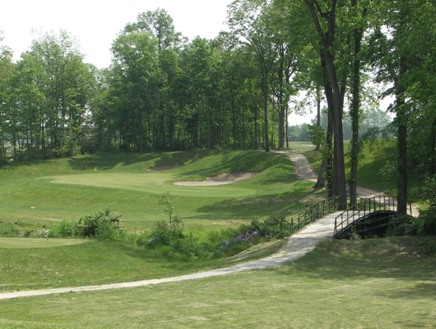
[0,0,233,68]
[0,0,315,124]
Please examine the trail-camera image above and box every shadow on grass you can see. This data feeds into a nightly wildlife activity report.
[379,282,436,300]
[174,150,294,181]
[67,152,159,171]
[187,191,314,221]
[279,236,436,282]
[67,150,269,173]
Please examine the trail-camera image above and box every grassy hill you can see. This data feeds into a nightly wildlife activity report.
[0,150,319,233]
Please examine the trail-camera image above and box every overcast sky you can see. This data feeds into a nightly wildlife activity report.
[1,0,233,68]
[0,0,318,124]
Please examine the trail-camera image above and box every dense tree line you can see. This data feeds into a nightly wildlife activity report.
[0,1,434,210]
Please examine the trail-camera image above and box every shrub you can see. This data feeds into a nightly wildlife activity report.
[146,193,184,247]
[48,219,76,238]
[386,215,417,236]
[76,208,124,240]
[417,175,436,235]
[144,193,220,259]
[221,209,293,256]
[146,220,184,248]
[0,221,20,237]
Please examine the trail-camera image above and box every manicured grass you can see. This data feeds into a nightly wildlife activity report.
[0,237,90,249]
[0,150,317,232]
[0,237,286,292]
[1,237,434,328]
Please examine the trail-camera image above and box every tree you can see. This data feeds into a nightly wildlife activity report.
[0,35,14,161]
[2,31,93,159]
[348,0,368,206]
[125,9,184,52]
[122,9,185,150]
[110,30,160,150]
[367,0,436,214]
[303,0,350,209]
[229,0,277,151]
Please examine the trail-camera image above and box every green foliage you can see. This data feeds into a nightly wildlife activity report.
[386,215,417,237]
[417,175,436,235]
[142,193,219,259]
[378,160,397,180]
[48,220,76,238]
[0,221,20,237]
[307,124,324,149]
[221,209,293,255]
[146,193,184,247]
[76,208,124,240]
[0,220,47,238]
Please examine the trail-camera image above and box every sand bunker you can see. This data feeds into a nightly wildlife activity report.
[174,172,257,186]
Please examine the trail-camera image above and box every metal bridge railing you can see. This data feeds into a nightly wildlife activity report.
[333,195,413,237]
[289,196,339,232]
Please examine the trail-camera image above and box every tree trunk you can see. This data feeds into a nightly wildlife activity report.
[313,158,326,190]
[278,107,285,149]
[349,6,364,207]
[285,106,289,149]
[396,56,408,215]
[315,87,321,151]
[430,117,436,176]
[262,76,270,152]
[306,0,347,209]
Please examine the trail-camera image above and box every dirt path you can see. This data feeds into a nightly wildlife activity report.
[286,152,318,181]
[278,150,385,198]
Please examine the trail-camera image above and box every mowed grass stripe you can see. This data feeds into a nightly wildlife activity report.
[0,238,90,249]
[44,172,257,198]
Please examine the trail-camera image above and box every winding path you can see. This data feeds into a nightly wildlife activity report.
[0,151,397,300]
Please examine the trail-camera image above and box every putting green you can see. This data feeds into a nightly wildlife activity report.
[0,237,92,249]
[44,172,257,198]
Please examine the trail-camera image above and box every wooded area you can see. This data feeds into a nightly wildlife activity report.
[0,0,434,210]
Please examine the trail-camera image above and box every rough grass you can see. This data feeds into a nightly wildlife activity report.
[1,237,434,328]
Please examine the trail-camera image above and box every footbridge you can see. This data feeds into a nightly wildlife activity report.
[333,195,415,239]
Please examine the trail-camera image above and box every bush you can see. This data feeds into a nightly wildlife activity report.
[417,175,436,235]
[146,193,184,247]
[145,220,184,248]
[0,221,20,237]
[76,208,124,240]
[144,193,223,259]
[220,209,294,256]
[48,219,76,238]
[386,215,417,236]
